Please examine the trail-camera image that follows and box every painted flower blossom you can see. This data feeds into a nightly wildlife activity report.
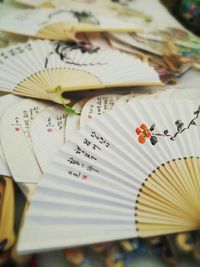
[136,123,151,144]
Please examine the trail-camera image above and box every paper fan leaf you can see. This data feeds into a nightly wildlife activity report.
[0,39,161,103]
[80,94,121,127]
[0,95,22,176]
[0,99,49,183]
[18,97,200,253]
[31,105,66,171]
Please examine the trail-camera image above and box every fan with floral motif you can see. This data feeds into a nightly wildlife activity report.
[17,94,200,253]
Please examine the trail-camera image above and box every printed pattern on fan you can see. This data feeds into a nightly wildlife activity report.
[0,95,22,176]
[18,94,200,253]
[30,105,67,171]
[80,94,121,127]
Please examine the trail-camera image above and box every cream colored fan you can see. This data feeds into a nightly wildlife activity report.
[14,0,52,7]
[0,4,146,41]
[0,99,50,199]
[0,95,22,176]
[18,95,200,253]
[14,0,104,8]
[108,0,184,57]
[0,40,161,104]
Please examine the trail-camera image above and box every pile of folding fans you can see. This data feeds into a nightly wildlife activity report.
[0,0,200,257]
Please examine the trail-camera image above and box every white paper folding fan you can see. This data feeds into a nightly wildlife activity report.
[0,5,145,41]
[30,105,66,171]
[0,95,22,176]
[18,96,200,253]
[0,40,161,103]
[0,99,49,184]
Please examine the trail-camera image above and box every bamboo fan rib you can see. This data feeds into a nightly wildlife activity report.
[135,157,200,237]
[14,0,51,7]
[0,40,161,103]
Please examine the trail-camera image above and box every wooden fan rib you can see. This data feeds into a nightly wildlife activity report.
[150,170,191,206]
[170,159,195,200]
[149,166,200,215]
[191,157,200,195]
[177,159,199,201]
[172,159,200,214]
[136,187,198,222]
[137,225,199,237]
[144,159,200,214]
[15,86,49,100]
[144,178,189,211]
[159,163,193,204]
[16,78,47,95]
[136,201,199,222]
[137,195,193,220]
[185,157,200,200]
[135,158,200,236]
[135,212,198,226]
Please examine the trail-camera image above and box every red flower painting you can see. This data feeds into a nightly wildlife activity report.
[135,105,200,146]
[135,124,151,144]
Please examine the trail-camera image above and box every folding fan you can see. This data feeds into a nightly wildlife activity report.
[14,0,53,7]
[0,99,50,198]
[0,40,161,103]
[107,0,184,58]
[0,95,22,176]
[30,105,66,171]
[18,93,200,253]
[0,5,146,41]
[127,0,182,30]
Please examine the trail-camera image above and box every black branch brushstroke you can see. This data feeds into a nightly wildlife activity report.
[70,10,100,25]
[40,9,99,26]
[44,41,103,68]
[153,105,200,142]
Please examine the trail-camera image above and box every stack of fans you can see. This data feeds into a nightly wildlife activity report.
[0,0,200,266]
